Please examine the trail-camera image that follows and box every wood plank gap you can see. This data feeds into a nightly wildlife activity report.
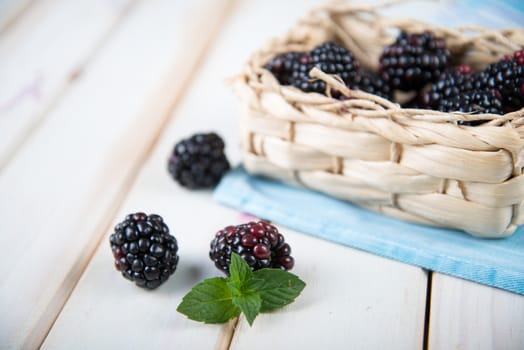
[0,0,138,172]
[422,270,433,350]
[36,0,237,347]
[0,0,34,35]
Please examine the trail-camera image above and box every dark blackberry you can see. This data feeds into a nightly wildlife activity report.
[109,213,179,289]
[438,90,504,126]
[264,52,303,85]
[265,42,360,95]
[379,31,450,91]
[209,221,294,275]
[349,70,393,100]
[475,57,524,113]
[421,65,475,109]
[168,132,230,189]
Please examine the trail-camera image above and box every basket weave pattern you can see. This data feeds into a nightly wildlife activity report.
[234,2,524,238]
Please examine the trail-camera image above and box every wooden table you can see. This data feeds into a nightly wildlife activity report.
[1,0,523,349]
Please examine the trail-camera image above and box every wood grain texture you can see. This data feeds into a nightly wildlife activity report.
[429,273,524,350]
[42,0,428,349]
[0,0,135,170]
[0,0,34,33]
[0,0,231,348]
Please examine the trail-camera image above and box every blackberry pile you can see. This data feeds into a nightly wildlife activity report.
[265,34,523,125]
[379,31,450,91]
[209,221,294,274]
[109,213,179,290]
[168,132,230,189]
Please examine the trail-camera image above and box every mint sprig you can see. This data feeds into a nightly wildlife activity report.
[177,253,306,326]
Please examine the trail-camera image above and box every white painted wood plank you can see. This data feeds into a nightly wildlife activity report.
[43,0,427,348]
[0,0,33,33]
[429,273,524,350]
[0,0,231,348]
[0,0,135,170]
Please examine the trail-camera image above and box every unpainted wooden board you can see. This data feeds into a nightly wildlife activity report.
[0,0,231,348]
[429,273,524,350]
[0,0,135,170]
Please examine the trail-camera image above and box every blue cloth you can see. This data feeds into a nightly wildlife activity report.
[214,167,524,295]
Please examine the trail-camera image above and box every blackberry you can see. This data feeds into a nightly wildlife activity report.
[264,52,303,85]
[209,221,294,274]
[349,70,393,100]
[265,42,359,95]
[421,65,475,109]
[438,90,504,126]
[379,31,450,91]
[475,57,524,113]
[168,132,230,189]
[109,213,179,289]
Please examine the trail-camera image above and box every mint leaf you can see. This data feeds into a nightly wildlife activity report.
[177,277,240,323]
[229,252,251,285]
[232,292,261,326]
[253,269,306,312]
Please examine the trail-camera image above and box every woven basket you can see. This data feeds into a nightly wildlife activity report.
[233,1,524,238]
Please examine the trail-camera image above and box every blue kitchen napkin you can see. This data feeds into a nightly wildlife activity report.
[214,167,524,295]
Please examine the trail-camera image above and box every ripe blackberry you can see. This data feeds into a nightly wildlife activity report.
[379,31,450,91]
[209,221,295,274]
[349,70,393,100]
[438,90,504,126]
[292,42,360,94]
[168,132,230,189]
[264,52,303,85]
[109,213,179,289]
[475,57,524,113]
[422,65,475,109]
[265,42,360,95]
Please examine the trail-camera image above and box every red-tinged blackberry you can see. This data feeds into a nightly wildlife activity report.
[475,57,524,113]
[513,50,524,66]
[421,65,475,109]
[209,221,295,275]
[438,90,504,126]
[349,70,393,100]
[109,213,179,289]
[168,132,230,189]
[379,31,450,91]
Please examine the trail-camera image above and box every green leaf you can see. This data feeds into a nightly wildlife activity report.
[232,292,261,326]
[229,253,252,285]
[253,269,306,312]
[177,277,241,324]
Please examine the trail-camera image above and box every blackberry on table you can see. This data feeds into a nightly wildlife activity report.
[438,90,504,126]
[475,57,524,113]
[109,213,179,290]
[421,65,475,109]
[379,31,450,91]
[168,132,230,189]
[209,221,295,275]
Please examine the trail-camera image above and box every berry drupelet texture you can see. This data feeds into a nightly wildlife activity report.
[265,42,359,95]
[439,90,504,126]
[475,57,524,113]
[349,70,393,100]
[109,213,179,289]
[168,132,230,189]
[379,31,450,91]
[209,221,295,274]
[421,65,475,109]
